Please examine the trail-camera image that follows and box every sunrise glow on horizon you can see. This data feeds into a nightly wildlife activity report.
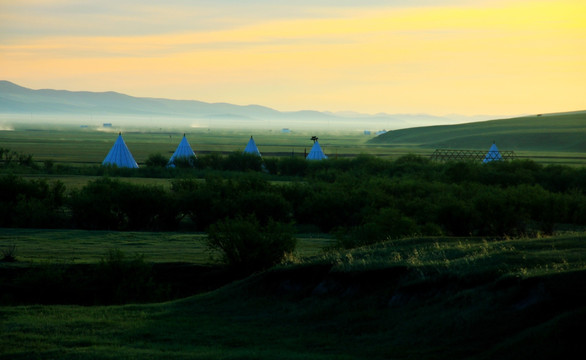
[1,0,584,116]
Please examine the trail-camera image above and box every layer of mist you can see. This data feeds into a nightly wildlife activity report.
[1,80,498,132]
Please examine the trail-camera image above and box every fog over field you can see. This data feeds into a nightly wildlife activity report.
[0,81,500,132]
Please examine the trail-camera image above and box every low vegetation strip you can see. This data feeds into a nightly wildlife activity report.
[2,156,586,238]
[0,229,211,264]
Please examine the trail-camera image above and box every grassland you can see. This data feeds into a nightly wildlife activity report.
[0,123,398,165]
[0,228,334,265]
[0,123,422,189]
[370,111,586,165]
[2,116,586,358]
[3,112,585,170]
[2,233,586,359]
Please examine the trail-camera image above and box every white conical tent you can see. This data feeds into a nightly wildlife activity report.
[483,143,503,163]
[102,133,139,168]
[306,140,328,160]
[243,136,261,157]
[168,134,196,167]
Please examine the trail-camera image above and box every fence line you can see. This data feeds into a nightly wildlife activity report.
[430,149,517,162]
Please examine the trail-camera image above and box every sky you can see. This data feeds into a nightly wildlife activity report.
[1,0,585,116]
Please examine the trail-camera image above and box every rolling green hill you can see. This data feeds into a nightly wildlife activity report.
[369,111,586,153]
[2,234,586,359]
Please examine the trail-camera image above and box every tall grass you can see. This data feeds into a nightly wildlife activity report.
[324,234,586,281]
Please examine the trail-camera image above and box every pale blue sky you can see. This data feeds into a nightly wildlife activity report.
[1,0,471,38]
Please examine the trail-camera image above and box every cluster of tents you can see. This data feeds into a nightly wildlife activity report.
[103,132,503,169]
[102,133,328,168]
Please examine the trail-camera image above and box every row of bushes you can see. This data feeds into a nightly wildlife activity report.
[0,147,36,168]
[4,146,586,194]
[1,249,166,305]
[0,175,66,228]
[2,156,586,242]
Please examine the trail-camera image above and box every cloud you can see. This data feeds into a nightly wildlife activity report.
[0,0,474,40]
[1,0,585,115]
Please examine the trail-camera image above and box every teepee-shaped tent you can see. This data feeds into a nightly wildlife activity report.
[168,134,196,167]
[243,136,261,157]
[483,142,503,163]
[102,132,139,168]
[306,137,328,160]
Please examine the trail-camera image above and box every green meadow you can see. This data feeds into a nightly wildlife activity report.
[2,233,586,359]
[0,228,333,265]
[370,111,586,165]
[1,113,586,359]
[2,111,584,172]
[0,123,396,166]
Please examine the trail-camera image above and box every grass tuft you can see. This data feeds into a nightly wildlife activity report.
[1,244,17,262]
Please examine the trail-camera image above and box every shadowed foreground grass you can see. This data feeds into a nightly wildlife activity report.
[2,233,586,359]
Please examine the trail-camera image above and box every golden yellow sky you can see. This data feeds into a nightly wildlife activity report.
[1,0,585,115]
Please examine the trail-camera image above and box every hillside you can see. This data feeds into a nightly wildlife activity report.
[2,234,586,359]
[369,111,586,153]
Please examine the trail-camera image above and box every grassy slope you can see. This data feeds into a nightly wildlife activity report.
[368,111,586,153]
[2,233,586,359]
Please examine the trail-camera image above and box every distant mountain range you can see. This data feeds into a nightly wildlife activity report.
[0,80,497,130]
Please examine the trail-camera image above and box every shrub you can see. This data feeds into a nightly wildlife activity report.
[235,191,292,225]
[145,153,169,168]
[0,175,66,228]
[18,153,35,168]
[172,155,196,168]
[8,250,166,305]
[335,207,419,249]
[196,153,224,170]
[43,159,55,173]
[223,152,263,172]
[70,178,180,230]
[437,196,478,236]
[263,157,279,175]
[276,157,308,177]
[206,216,296,272]
[0,147,37,169]
[1,244,17,262]
[94,249,161,304]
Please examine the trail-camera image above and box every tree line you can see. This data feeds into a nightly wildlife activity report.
[2,154,586,244]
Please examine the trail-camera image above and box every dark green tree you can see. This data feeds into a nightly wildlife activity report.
[145,153,169,168]
[206,216,296,272]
